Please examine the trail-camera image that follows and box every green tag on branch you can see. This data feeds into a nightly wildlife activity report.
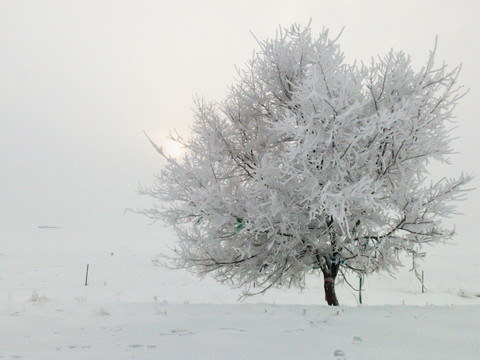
[235,218,244,231]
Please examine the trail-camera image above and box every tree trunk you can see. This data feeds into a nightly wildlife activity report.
[324,277,339,306]
[322,217,340,306]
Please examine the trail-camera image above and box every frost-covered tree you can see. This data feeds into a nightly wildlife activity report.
[141,24,471,305]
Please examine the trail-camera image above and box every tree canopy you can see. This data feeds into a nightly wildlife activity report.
[141,24,471,305]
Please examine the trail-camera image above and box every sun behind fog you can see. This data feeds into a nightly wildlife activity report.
[165,139,185,158]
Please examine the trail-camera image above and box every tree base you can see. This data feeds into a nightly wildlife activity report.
[324,278,339,306]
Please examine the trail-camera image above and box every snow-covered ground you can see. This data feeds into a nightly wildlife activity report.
[2,302,479,360]
[1,225,479,359]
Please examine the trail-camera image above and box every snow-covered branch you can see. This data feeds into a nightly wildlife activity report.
[140,23,471,304]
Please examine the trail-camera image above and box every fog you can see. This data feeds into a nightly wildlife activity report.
[1,0,478,248]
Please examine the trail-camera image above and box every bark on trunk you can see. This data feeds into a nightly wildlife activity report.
[322,216,340,306]
[324,277,339,306]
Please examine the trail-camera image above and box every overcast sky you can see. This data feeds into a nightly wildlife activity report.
[1,1,479,247]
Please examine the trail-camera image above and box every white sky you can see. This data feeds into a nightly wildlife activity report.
[1,0,479,245]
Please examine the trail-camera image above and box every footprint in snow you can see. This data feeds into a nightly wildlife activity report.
[282,328,305,333]
[160,329,193,336]
[334,349,347,360]
[352,336,363,345]
[56,345,91,350]
[127,345,157,349]
[96,307,110,316]
[218,327,247,332]
[171,329,193,336]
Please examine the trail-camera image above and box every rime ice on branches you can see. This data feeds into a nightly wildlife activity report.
[140,23,471,305]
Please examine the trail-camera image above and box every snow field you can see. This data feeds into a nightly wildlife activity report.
[0,227,479,359]
[1,301,479,360]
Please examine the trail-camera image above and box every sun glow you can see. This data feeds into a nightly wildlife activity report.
[165,139,185,159]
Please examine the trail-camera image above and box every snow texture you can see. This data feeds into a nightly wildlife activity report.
[2,302,479,360]
[0,227,479,359]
